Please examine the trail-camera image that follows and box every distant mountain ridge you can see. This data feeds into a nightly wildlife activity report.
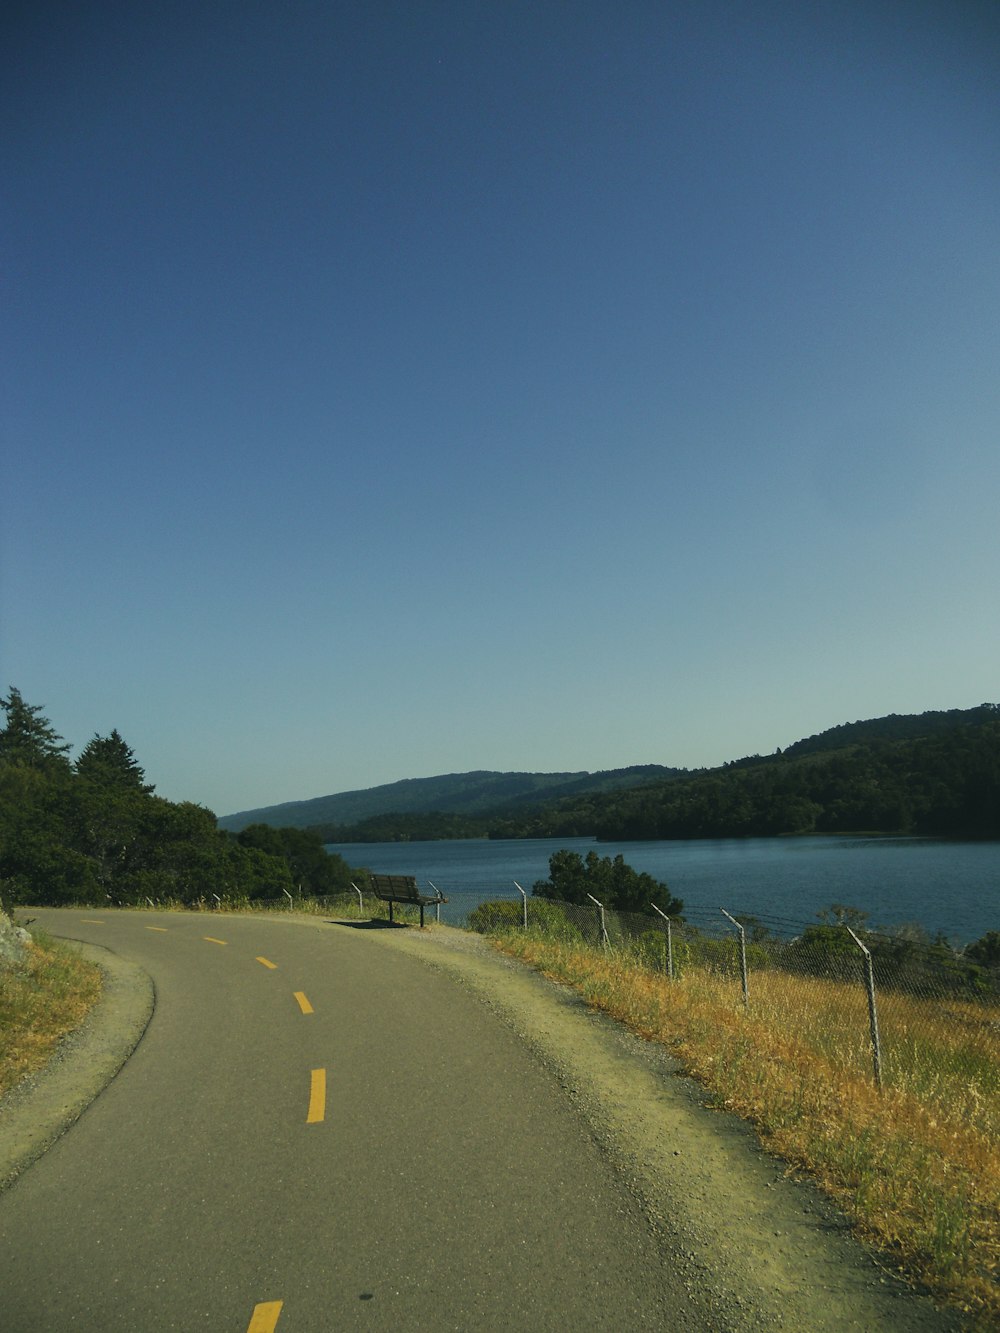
[217,764,682,833]
[218,704,999,839]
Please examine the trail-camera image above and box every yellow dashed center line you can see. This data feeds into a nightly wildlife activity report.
[294,991,314,1014]
[79,918,105,924]
[256,956,277,969]
[247,1300,283,1332]
[307,1068,326,1124]
[145,926,168,932]
[203,936,227,945]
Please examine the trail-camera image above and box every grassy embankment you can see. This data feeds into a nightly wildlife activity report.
[0,930,103,1100]
[487,927,999,1327]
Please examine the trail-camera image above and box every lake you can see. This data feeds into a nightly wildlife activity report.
[326,834,999,944]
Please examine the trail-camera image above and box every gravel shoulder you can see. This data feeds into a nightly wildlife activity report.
[0,939,154,1192]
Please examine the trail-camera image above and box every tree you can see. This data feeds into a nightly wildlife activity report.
[0,689,366,908]
[816,903,871,930]
[0,687,71,771]
[533,849,682,915]
[75,730,154,793]
[69,732,154,891]
[236,824,355,896]
[0,761,98,906]
[966,931,1000,969]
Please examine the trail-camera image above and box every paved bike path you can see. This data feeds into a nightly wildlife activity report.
[0,910,690,1331]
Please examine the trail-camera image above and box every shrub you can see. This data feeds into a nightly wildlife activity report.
[467,897,583,942]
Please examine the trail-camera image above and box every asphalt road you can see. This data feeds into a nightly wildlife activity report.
[1,909,694,1332]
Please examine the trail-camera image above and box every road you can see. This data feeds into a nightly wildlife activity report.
[1,909,690,1332]
[2,909,964,1332]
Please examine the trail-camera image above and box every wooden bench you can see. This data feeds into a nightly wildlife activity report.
[369,874,448,928]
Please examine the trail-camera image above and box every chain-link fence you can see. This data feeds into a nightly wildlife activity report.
[461,892,1000,1117]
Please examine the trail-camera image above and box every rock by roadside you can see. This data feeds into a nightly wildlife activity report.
[0,908,32,967]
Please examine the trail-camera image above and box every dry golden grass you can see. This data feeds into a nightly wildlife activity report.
[0,931,103,1100]
[495,931,1000,1326]
[136,894,393,921]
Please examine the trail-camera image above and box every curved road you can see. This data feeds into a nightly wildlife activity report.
[2,909,688,1331]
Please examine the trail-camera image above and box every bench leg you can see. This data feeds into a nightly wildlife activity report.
[419,903,425,928]
[388,900,394,924]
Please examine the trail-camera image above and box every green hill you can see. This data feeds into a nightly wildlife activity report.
[503,705,1000,841]
[218,705,1000,842]
[781,704,1000,759]
[217,765,683,834]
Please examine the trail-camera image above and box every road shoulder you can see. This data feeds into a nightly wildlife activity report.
[0,940,154,1192]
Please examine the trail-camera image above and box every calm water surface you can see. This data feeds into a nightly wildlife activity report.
[327,835,999,944]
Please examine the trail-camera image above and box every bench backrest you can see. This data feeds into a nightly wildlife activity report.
[370,874,420,902]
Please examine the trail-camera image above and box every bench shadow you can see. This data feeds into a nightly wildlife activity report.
[326,918,411,930]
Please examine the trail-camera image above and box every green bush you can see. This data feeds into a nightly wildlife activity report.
[630,928,673,972]
[467,899,521,932]
[467,897,583,942]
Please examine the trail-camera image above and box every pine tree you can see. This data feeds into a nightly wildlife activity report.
[75,730,154,793]
[0,687,71,770]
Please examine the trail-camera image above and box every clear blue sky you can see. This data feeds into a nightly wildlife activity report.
[4,1,999,816]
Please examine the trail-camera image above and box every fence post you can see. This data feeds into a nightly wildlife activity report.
[846,926,883,1088]
[428,881,442,924]
[586,893,609,950]
[720,908,749,1005]
[283,889,293,910]
[514,881,527,929]
[351,882,363,916]
[649,903,674,979]
[213,893,222,911]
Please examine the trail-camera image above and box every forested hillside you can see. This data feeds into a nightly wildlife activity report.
[782,705,1000,759]
[219,764,683,834]
[485,706,1000,840]
[227,705,1000,844]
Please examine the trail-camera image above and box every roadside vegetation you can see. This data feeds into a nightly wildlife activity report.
[0,929,103,1100]
[116,893,400,921]
[0,688,364,910]
[480,910,999,1325]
